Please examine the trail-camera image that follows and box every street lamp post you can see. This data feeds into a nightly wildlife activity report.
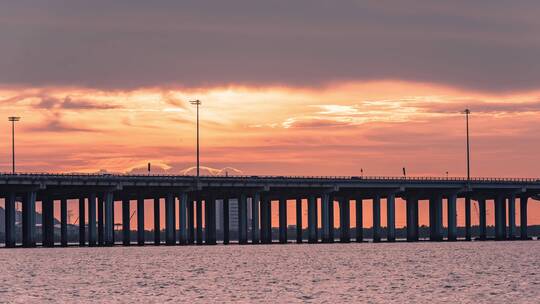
[462,108,472,241]
[8,116,20,174]
[463,109,471,180]
[190,100,201,178]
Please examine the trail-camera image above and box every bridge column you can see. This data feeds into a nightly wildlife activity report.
[295,198,302,243]
[465,197,471,241]
[339,197,350,243]
[196,198,203,245]
[252,194,261,244]
[307,196,317,243]
[447,194,457,241]
[520,196,528,240]
[494,196,504,240]
[179,194,187,245]
[502,196,507,239]
[137,197,145,245]
[429,195,443,241]
[321,193,330,243]
[328,196,335,243]
[153,197,160,245]
[104,192,114,246]
[5,192,16,248]
[239,194,248,244]
[122,199,130,245]
[22,191,37,248]
[60,198,68,247]
[98,196,104,246]
[204,196,216,245]
[88,193,97,246]
[79,197,86,246]
[279,197,287,244]
[42,198,54,247]
[373,195,381,242]
[413,199,419,241]
[356,198,363,242]
[508,195,516,239]
[387,194,396,242]
[187,197,195,244]
[478,199,487,240]
[223,198,230,244]
[406,197,418,242]
[260,197,268,244]
[165,193,175,245]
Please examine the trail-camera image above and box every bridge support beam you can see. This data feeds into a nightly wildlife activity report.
[447,194,457,241]
[478,199,487,240]
[508,195,516,239]
[187,197,195,244]
[387,194,396,242]
[252,194,261,244]
[98,196,104,246]
[60,198,68,247]
[356,199,363,242]
[321,194,330,243]
[88,193,97,246]
[429,195,443,241]
[239,195,248,244]
[328,196,334,243]
[372,195,381,242]
[179,194,187,245]
[42,198,54,247]
[104,192,114,246]
[137,198,145,245]
[339,197,350,243]
[205,197,216,245]
[223,198,230,244]
[279,197,287,244]
[165,194,175,245]
[5,192,16,248]
[502,196,507,239]
[196,199,203,245]
[22,191,37,248]
[406,197,418,242]
[122,199,130,245]
[465,197,471,241]
[153,197,160,245]
[520,196,528,240]
[295,198,302,243]
[494,196,504,240]
[78,197,85,246]
[308,196,317,243]
[260,198,268,244]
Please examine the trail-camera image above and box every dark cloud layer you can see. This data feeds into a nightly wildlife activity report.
[0,1,539,91]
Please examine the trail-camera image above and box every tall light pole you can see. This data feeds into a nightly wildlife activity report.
[463,109,471,180]
[8,116,20,174]
[190,100,201,178]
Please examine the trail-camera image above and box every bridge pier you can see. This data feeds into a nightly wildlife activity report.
[307,196,318,243]
[373,195,381,242]
[42,198,54,247]
[465,197,471,241]
[447,194,457,241]
[339,197,350,243]
[104,192,114,246]
[520,196,528,240]
[196,199,203,245]
[321,194,330,243]
[187,197,195,244]
[279,197,287,243]
[328,196,335,243]
[295,198,302,243]
[356,199,363,242]
[223,198,230,244]
[60,198,67,247]
[98,196,104,246]
[494,196,504,240]
[406,197,418,242]
[22,191,37,248]
[79,197,86,246]
[137,198,145,245]
[478,199,487,240]
[154,197,160,245]
[508,195,516,239]
[122,199,130,245]
[252,194,261,244]
[239,194,248,244]
[387,194,396,242]
[205,196,216,245]
[5,192,16,248]
[165,193,175,245]
[179,194,187,245]
[88,193,97,246]
[260,197,268,244]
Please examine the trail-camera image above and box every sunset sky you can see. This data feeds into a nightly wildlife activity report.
[1,2,540,225]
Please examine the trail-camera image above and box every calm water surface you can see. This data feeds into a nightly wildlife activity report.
[0,241,539,303]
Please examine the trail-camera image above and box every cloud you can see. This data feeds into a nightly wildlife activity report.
[25,112,99,133]
[0,1,539,92]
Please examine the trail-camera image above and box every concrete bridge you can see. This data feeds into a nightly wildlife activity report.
[1,173,539,248]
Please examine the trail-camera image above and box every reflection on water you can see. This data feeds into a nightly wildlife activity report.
[0,242,539,303]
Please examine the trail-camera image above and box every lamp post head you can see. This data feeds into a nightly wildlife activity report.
[8,116,21,122]
[462,109,470,115]
[189,100,201,106]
